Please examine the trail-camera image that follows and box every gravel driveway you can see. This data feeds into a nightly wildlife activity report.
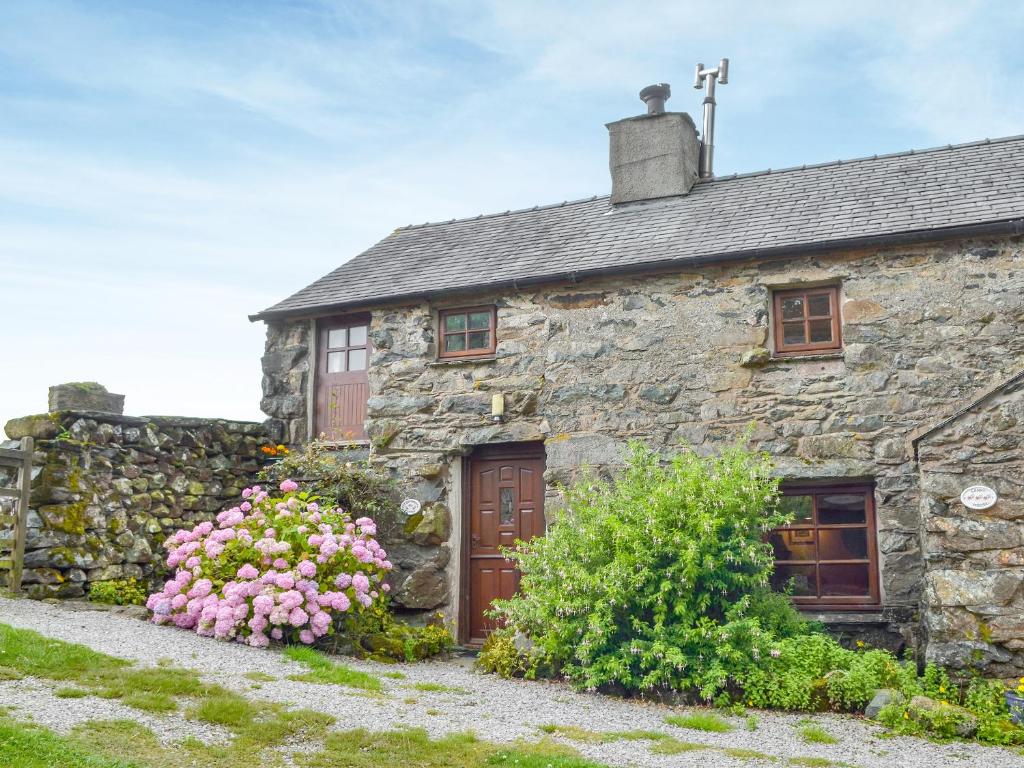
[1,595,1020,767]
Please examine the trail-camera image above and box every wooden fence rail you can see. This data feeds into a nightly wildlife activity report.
[0,436,33,592]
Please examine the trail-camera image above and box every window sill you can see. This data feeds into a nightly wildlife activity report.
[769,351,845,363]
[428,355,498,367]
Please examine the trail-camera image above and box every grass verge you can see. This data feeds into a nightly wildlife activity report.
[283,646,382,691]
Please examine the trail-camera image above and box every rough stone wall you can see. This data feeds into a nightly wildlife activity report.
[918,374,1024,675]
[2,411,269,599]
[261,235,1024,646]
[261,320,311,445]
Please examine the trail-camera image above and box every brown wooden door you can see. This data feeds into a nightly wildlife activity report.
[464,444,545,645]
[314,315,370,442]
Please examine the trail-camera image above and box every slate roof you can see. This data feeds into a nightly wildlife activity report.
[253,135,1024,320]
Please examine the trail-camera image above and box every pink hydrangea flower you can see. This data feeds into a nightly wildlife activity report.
[236,563,259,580]
[299,629,315,644]
[297,560,317,578]
[280,479,299,493]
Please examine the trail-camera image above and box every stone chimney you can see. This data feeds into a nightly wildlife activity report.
[607,83,700,205]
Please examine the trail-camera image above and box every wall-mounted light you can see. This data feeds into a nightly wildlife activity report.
[491,393,505,423]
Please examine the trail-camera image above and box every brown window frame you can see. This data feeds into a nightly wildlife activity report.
[772,285,842,356]
[769,483,880,611]
[438,305,497,359]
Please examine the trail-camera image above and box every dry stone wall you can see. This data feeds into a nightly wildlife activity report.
[3,410,270,599]
[917,373,1024,675]
[261,235,1024,661]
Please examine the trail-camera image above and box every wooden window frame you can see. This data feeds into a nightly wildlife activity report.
[771,483,880,611]
[772,285,842,356]
[438,305,497,359]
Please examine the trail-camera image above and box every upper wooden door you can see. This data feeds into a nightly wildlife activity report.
[464,444,545,645]
[314,316,370,442]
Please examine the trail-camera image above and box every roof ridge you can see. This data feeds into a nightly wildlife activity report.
[707,133,1024,182]
[394,133,1024,230]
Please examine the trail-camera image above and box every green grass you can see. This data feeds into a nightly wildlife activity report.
[723,747,774,760]
[0,623,128,682]
[283,646,382,691]
[650,737,709,754]
[410,681,470,694]
[0,665,23,681]
[799,724,839,745]
[243,671,277,682]
[296,727,613,768]
[664,712,734,733]
[746,714,760,731]
[188,689,259,728]
[537,725,670,744]
[0,716,133,768]
[787,758,849,767]
[383,671,407,679]
[53,687,89,699]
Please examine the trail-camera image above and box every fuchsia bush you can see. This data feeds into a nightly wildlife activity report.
[146,480,392,647]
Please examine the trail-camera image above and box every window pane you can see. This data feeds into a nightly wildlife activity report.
[779,495,814,525]
[818,529,868,560]
[781,296,804,320]
[327,329,346,348]
[326,351,346,372]
[348,325,367,347]
[819,564,870,596]
[444,313,467,332]
[444,334,466,352]
[818,494,867,525]
[771,564,817,597]
[808,294,832,317]
[468,311,491,330]
[768,529,816,561]
[347,348,367,371]
[500,487,514,525]
[808,319,833,343]
[783,322,806,346]
[467,330,490,350]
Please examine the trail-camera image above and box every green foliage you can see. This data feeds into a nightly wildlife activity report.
[87,578,148,606]
[340,602,453,662]
[737,633,916,711]
[259,439,396,529]
[489,441,806,698]
[477,629,548,680]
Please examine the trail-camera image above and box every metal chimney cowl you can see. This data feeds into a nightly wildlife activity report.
[607,84,700,205]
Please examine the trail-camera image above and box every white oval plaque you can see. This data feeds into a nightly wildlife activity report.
[960,485,997,510]
[400,498,422,516]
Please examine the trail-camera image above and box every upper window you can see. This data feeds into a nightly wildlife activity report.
[768,484,879,610]
[772,286,841,356]
[438,306,496,359]
[325,323,368,372]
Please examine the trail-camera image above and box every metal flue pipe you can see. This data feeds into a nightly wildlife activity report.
[693,58,729,178]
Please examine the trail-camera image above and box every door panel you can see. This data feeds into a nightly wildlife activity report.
[465,446,545,645]
[314,316,370,441]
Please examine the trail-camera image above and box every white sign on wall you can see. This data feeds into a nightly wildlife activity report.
[400,498,422,516]
[960,485,998,510]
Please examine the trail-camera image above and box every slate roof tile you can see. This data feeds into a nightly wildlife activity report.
[254,135,1024,319]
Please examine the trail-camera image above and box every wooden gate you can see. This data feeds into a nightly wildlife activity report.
[0,436,34,592]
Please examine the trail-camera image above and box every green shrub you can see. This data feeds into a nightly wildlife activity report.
[258,439,396,531]
[336,603,453,663]
[489,441,807,698]
[87,579,147,606]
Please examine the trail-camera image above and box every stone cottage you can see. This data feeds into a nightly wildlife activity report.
[252,86,1024,669]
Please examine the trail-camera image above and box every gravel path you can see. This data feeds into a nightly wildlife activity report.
[1,595,1020,767]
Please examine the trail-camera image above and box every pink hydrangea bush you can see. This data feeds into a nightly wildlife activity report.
[146,480,392,648]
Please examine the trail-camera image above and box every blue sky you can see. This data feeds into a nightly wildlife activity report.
[2,0,1023,431]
